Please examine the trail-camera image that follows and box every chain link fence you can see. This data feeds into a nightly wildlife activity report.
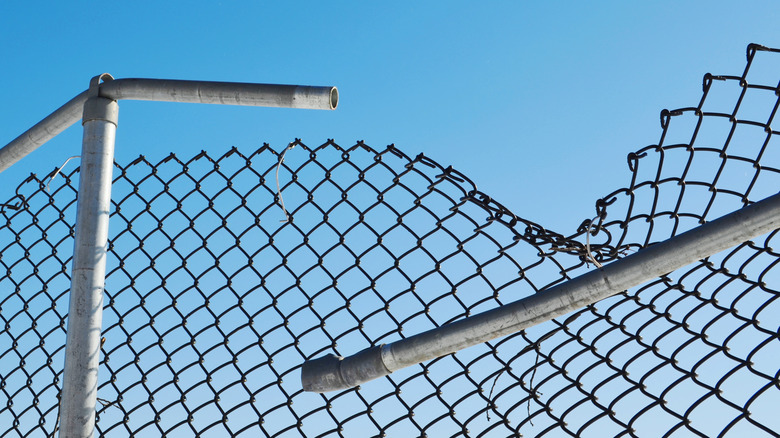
[1,43,779,437]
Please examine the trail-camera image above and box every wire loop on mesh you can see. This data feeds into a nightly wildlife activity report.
[276,142,295,222]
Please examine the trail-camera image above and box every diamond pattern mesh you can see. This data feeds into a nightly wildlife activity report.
[1,44,779,437]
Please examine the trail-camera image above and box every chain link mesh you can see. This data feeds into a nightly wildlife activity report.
[1,43,779,437]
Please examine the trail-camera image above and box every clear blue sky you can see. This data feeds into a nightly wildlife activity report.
[2,2,778,233]
[3,3,780,436]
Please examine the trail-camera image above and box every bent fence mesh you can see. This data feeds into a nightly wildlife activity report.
[1,44,779,437]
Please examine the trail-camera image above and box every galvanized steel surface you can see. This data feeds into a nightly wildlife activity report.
[1,44,779,437]
[58,95,118,437]
[0,79,337,173]
[97,79,338,110]
[302,190,780,392]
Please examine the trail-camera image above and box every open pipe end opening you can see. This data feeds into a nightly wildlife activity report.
[329,87,339,110]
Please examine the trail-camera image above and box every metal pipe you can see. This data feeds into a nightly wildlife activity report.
[0,92,89,174]
[98,79,338,110]
[0,79,337,173]
[58,76,118,437]
[301,191,780,393]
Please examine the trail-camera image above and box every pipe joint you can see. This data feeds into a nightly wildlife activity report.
[82,97,118,126]
[83,75,118,125]
[301,345,391,393]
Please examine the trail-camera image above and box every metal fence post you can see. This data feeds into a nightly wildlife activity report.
[58,74,119,438]
[0,74,336,436]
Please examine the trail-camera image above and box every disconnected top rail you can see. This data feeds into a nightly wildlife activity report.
[0,77,338,173]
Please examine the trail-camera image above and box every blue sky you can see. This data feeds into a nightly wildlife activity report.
[2,2,778,233]
[2,2,780,437]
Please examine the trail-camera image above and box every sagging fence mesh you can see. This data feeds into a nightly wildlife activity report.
[1,43,779,437]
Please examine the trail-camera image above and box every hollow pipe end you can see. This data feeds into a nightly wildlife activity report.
[329,87,339,110]
[293,86,339,110]
[301,354,347,393]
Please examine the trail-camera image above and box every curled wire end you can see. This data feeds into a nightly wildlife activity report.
[0,202,21,212]
[46,156,80,192]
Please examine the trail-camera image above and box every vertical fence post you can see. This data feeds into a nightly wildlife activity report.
[58,74,118,438]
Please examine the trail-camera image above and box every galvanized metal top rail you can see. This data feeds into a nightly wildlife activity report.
[0,78,338,173]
